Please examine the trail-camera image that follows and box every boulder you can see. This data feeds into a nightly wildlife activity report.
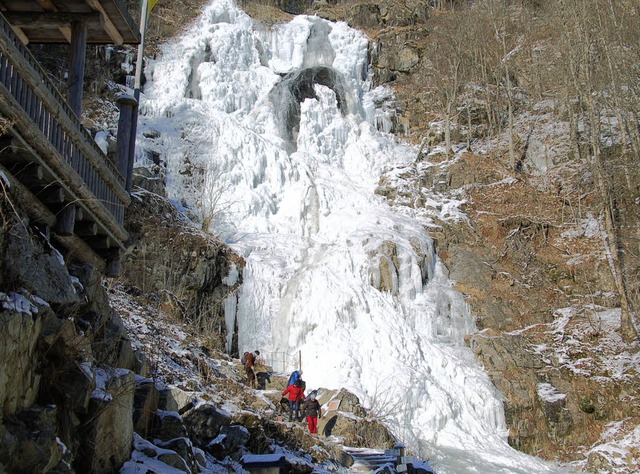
[320,412,395,449]
[207,425,250,460]
[183,403,232,445]
[157,437,204,473]
[0,405,69,473]
[153,410,188,442]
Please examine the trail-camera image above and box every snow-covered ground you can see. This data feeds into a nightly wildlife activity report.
[133,0,573,472]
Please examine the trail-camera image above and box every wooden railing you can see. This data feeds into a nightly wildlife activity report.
[0,11,129,230]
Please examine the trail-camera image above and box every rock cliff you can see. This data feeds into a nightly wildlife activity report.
[1,0,638,472]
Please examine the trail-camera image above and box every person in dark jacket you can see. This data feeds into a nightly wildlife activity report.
[282,379,305,422]
[302,393,321,434]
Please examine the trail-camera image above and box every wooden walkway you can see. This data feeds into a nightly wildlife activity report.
[0,9,136,274]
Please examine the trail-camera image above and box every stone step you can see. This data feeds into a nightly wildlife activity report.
[344,447,397,472]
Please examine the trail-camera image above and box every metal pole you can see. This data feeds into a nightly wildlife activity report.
[127,0,148,197]
[134,0,149,103]
[299,350,301,371]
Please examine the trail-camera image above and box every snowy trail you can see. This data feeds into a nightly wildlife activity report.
[136,1,571,472]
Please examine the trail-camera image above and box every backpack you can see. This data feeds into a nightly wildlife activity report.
[287,370,300,386]
[241,351,249,365]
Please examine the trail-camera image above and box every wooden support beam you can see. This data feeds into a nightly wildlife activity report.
[0,162,107,272]
[0,162,56,227]
[2,12,102,29]
[75,206,84,221]
[102,248,122,278]
[55,234,107,273]
[0,136,20,154]
[68,20,87,118]
[56,204,76,236]
[86,0,124,45]
[75,221,98,237]
[116,94,137,191]
[105,258,121,278]
[35,185,65,204]
[31,0,72,43]
[12,162,45,187]
[87,236,114,250]
[36,0,57,10]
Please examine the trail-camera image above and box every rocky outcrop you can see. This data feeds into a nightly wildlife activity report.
[0,182,238,472]
[121,169,244,355]
[0,192,141,470]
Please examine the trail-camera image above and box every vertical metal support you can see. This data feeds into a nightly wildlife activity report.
[116,94,138,192]
[69,20,87,118]
[128,0,150,195]
[299,350,302,372]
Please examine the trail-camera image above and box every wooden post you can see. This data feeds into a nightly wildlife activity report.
[116,94,137,190]
[68,20,88,118]
[56,204,76,236]
[299,350,302,372]
[104,249,122,278]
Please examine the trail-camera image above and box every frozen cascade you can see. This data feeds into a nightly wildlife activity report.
[136,1,570,473]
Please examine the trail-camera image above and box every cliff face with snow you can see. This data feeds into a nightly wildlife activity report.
[133,0,638,471]
[1,0,639,473]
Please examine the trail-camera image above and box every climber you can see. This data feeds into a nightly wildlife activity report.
[282,379,305,422]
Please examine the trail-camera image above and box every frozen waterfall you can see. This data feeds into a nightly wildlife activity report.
[135,1,569,472]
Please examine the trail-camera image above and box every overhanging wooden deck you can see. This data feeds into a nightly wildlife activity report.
[0,3,140,275]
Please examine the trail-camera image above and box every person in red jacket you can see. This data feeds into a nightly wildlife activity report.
[282,379,305,422]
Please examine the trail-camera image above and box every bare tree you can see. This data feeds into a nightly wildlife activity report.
[423,11,472,154]
[557,0,638,340]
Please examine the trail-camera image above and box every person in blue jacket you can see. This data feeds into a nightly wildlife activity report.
[287,370,303,387]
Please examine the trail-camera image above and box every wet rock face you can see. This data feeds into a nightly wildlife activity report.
[0,308,42,418]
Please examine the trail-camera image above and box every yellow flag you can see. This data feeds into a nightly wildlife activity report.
[148,0,159,14]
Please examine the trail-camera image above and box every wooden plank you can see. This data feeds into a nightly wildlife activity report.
[75,221,98,237]
[85,0,124,45]
[12,162,45,187]
[87,236,114,250]
[2,12,102,29]
[35,185,64,204]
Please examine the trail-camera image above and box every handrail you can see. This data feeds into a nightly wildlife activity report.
[0,12,130,228]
